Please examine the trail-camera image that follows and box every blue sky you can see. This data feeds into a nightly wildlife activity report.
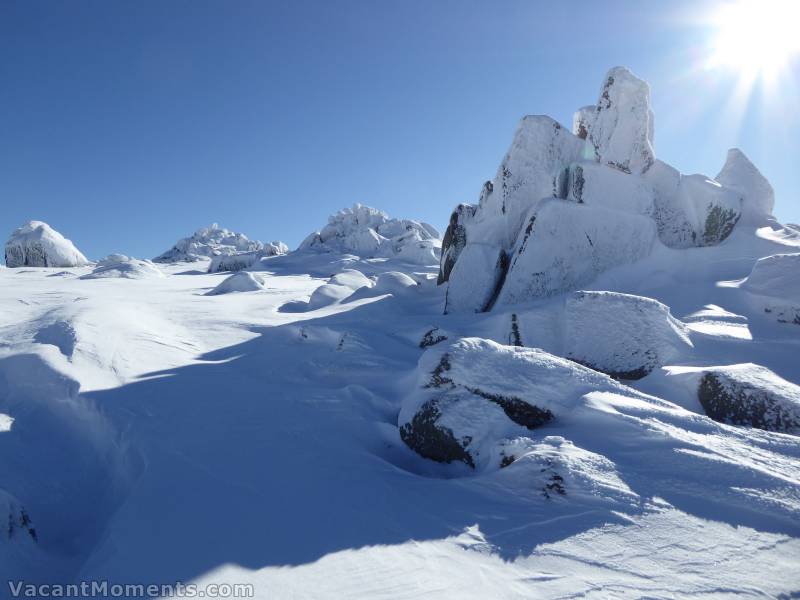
[1,0,798,259]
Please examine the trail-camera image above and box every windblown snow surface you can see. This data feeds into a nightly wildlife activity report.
[1,221,799,598]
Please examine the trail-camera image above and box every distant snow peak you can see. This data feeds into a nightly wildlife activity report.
[4,221,88,268]
[299,203,441,265]
[81,255,165,280]
[153,223,286,264]
[440,66,778,312]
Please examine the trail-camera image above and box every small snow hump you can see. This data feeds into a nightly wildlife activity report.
[4,221,89,268]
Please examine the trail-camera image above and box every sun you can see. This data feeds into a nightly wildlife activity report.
[707,0,800,79]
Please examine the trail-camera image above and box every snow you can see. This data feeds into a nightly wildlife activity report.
[207,241,289,273]
[299,204,441,265]
[741,253,800,326]
[80,254,164,279]
[716,148,775,226]
[153,223,279,263]
[4,221,88,268]
[206,271,268,295]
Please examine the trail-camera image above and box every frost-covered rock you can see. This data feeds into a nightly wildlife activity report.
[80,255,164,280]
[696,365,800,434]
[562,161,654,215]
[565,291,692,379]
[678,175,742,246]
[4,221,88,268]
[742,253,800,325]
[398,338,621,470]
[495,201,657,305]
[207,242,289,273]
[444,244,508,313]
[438,203,476,284]
[154,223,274,263]
[716,148,775,225]
[206,271,268,295]
[572,105,595,140]
[299,204,441,265]
[589,66,655,175]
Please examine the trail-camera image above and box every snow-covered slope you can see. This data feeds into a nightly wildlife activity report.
[4,221,88,268]
[153,223,286,264]
[299,203,442,265]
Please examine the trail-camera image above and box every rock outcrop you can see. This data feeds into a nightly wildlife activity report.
[742,253,800,326]
[439,67,765,312]
[5,221,88,268]
[154,223,284,264]
[207,242,288,273]
[716,148,775,226]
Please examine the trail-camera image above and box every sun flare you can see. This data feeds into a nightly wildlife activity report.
[707,0,800,79]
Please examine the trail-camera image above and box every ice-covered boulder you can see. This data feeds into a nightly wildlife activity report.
[299,204,441,265]
[495,200,657,306]
[444,244,508,313]
[742,253,800,325]
[154,223,276,263]
[565,291,692,379]
[80,255,164,280]
[206,271,268,295]
[561,161,654,215]
[207,242,289,273]
[588,66,655,175]
[678,175,742,246]
[572,105,595,140]
[716,148,775,225]
[4,221,88,268]
[695,365,800,434]
[438,203,476,284]
[398,338,621,470]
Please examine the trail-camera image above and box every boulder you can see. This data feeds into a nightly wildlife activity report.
[398,338,621,470]
[438,203,476,284]
[742,253,800,326]
[5,221,88,268]
[207,242,288,273]
[696,365,800,434]
[678,175,742,246]
[206,271,268,295]
[154,223,274,263]
[495,200,657,306]
[572,105,595,140]
[564,291,692,379]
[716,148,775,226]
[444,244,508,313]
[589,66,655,175]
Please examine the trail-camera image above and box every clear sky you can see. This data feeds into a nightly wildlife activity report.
[1,0,798,260]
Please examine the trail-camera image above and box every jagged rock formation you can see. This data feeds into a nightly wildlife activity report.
[208,242,289,273]
[299,204,441,265]
[4,221,88,268]
[439,67,770,312]
[742,253,800,326]
[696,365,800,434]
[154,223,284,264]
[564,291,692,380]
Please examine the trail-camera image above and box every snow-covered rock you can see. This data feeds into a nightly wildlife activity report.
[299,204,441,265]
[4,221,88,268]
[306,269,373,310]
[562,161,654,215]
[206,271,267,295]
[571,105,595,140]
[495,201,657,305]
[438,203,476,284]
[154,223,276,263]
[444,244,508,313]
[716,148,775,225]
[398,338,622,470]
[80,255,164,280]
[742,253,800,325]
[564,291,692,379]
[207,242,289,273]
[695,365,800,433]
[588,66,655,175]
[678,174,742,246]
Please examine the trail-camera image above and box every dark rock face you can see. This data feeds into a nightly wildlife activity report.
[702,204,741,246]
[419,328,448,349]
[465,386,553,429]
[569,358,652,382]
[509,314,523,347]
[698,372,800,434]
[437,204,476,285]
[399,399,475,468]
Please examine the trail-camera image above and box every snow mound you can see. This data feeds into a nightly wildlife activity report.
[207,242,288,273]
[206,271,267,295]
[742,253,800,325]
[154,223,281,263]
[4,221,88,268]
[80,255,164,280]
[299,204,441,265]
[306,269,373,310]
[716,148,775,225]
[565,291,692,380]
[439,66,768,311]
[398,338,623,470]
[673,365,800,434]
